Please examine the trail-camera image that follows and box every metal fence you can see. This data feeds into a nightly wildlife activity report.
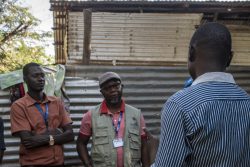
[0,65,250,166]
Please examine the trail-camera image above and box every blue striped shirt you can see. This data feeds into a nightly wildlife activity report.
[153,72,250,167]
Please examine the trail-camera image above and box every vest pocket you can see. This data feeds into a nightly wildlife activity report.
[94,129,109,145]
[128,129,140,150]
[129,134,141,167]
[92,129,110,166]
[91,153,106,167]
[128,128,141,163]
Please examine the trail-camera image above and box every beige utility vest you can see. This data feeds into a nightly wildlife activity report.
[91,104,142,167]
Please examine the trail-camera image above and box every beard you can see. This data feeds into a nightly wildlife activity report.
[106,94,122,107]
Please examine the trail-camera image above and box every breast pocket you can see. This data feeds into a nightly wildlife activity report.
[94,129,109,145]
[49,112,60,128]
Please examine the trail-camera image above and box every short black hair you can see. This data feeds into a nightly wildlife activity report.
[191,22,231,48]
[23,62,41,77]
[191,22,232,64]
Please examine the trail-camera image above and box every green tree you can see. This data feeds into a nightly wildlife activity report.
[0,0,54,73]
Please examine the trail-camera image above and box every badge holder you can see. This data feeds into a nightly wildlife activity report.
[113,138,124,148]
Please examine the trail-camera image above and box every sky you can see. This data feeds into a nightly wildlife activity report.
[22,0,54,56]
[20,0,250,56]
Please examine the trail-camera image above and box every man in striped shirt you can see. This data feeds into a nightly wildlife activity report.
[152,22,250,166]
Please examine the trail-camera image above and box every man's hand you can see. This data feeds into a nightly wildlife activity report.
[43,128,64,136]
[23,128,63,149]
[17,124,74,150]
[144,128,160,165]
[22,135,49,149]
[76,134,92,167]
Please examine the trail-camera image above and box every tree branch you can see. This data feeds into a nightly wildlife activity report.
[0,22,30,46]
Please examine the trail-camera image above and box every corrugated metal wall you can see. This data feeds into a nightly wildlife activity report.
[68,12,84,61]
[226,24,250,66]
[0,90,19,167]
[1,65,250,166]
[67,12,202,64]
[90,13,202,63]
[67,12,250,66]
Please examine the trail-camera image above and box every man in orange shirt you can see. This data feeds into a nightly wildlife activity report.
[10,62,74,167]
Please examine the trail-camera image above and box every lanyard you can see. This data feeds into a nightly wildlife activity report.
[112,112,123,137]
[34,103,49,127]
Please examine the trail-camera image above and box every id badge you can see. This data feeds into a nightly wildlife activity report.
[113,138,124,148]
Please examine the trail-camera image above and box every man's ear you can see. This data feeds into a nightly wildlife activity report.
[226,50,233,67]
[189,46,196,62]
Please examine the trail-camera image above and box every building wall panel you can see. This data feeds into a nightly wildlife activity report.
[230,25,250,66]
[67,12,250,66]
[68,12,84,61]
[67,12,202,64]
[91,13,202,63]
[1,65,250,166]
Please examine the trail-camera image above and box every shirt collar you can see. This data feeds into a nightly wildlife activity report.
[100,99,125,114]
[25,93,54,106]
[191,72,236,86]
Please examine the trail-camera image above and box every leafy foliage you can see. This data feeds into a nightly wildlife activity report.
[0,0,54,73]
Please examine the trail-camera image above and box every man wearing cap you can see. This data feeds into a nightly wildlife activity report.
[76,72,149,167]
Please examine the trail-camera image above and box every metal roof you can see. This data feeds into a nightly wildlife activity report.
[50,3,250,25]
[49,0,250,4]
[50,0,250,13]
[50,0,250,2]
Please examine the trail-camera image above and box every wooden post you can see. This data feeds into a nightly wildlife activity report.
[83,9,92,65]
